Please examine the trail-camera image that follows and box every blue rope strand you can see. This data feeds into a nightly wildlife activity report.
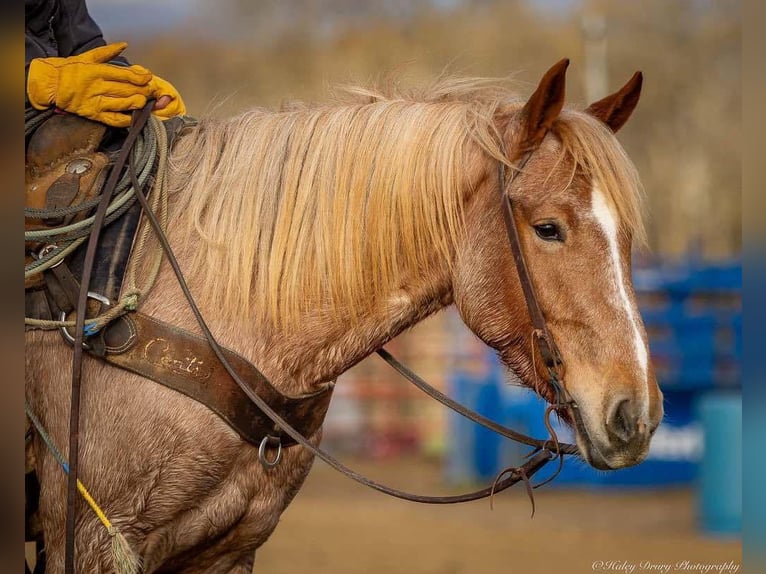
[26,402,70,475]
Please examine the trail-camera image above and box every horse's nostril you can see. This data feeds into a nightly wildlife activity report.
[607,399,637,444]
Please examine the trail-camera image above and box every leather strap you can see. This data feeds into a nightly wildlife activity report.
[376,348,577,454]
[65,105,154,574]
[125,102,569,505]
[498,156,564,372]
[94,312,333,448]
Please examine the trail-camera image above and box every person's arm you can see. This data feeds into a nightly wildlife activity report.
[53,0,128,64]
[25,0,127,108]
[26,0,186,125]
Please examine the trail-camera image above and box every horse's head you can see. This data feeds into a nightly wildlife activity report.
[453,59,663,470]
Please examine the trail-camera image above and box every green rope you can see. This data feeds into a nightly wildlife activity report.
[25,107,55,136]
[24,236,87,278]
[25,184,137,240]
[25,402,69,472]
[24,110,159,277]
[25,114,170,332]
[25,402,142,574]
[26,193,105,218]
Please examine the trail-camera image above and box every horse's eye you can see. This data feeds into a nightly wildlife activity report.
[533,223,563,242]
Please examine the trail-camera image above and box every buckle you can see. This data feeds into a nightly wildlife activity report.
[37,244,63,269]
[258,435,282,469]
[58,291,111,348]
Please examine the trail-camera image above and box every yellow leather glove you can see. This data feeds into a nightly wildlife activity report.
[27,42,185,128]
[147,75,186,119]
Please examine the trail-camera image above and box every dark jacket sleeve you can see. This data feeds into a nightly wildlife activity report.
[26,0,129,106]
[26,0,130,63]
[54,0,120,59]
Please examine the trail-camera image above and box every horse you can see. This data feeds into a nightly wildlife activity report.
[25,59,664,573]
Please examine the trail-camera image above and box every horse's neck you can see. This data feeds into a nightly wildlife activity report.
[244,268,454,394]
[144,235,454,397]
[154,118,487,395]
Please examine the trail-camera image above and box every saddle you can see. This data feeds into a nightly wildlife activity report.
[25,114,111,290]
[24,111,156,327]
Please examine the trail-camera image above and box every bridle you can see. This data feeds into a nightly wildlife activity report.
[496,151,575,410]
[60,102,580,572]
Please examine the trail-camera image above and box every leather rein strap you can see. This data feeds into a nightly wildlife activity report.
[61,103,579,573]
[121,101,576,506]
[64,104,154,574]
[376,348,577,455]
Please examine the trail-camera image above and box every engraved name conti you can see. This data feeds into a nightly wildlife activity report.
[143,338,213,380]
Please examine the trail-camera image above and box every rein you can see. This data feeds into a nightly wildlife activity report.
[125,99,579,476]
[376,348,577,455]
[64,104,155,574]
[59,101,580,570]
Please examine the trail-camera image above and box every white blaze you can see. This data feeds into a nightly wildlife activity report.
[591,187,649,412]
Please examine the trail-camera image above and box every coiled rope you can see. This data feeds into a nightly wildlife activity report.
[24,112,169,332]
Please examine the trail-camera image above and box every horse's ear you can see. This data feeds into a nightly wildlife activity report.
[518,58,569,152]
[585,71,643,133]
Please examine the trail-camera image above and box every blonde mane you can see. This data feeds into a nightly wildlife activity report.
[167,78,644,328]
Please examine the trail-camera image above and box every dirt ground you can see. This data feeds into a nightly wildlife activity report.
[255,456,741,574]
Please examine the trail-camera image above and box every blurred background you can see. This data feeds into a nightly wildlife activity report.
[89,0,741,572]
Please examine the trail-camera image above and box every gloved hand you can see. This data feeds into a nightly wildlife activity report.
[27,42,185,128]
[148,75,186,119]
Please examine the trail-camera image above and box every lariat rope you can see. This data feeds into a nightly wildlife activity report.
[25,403,141,574]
